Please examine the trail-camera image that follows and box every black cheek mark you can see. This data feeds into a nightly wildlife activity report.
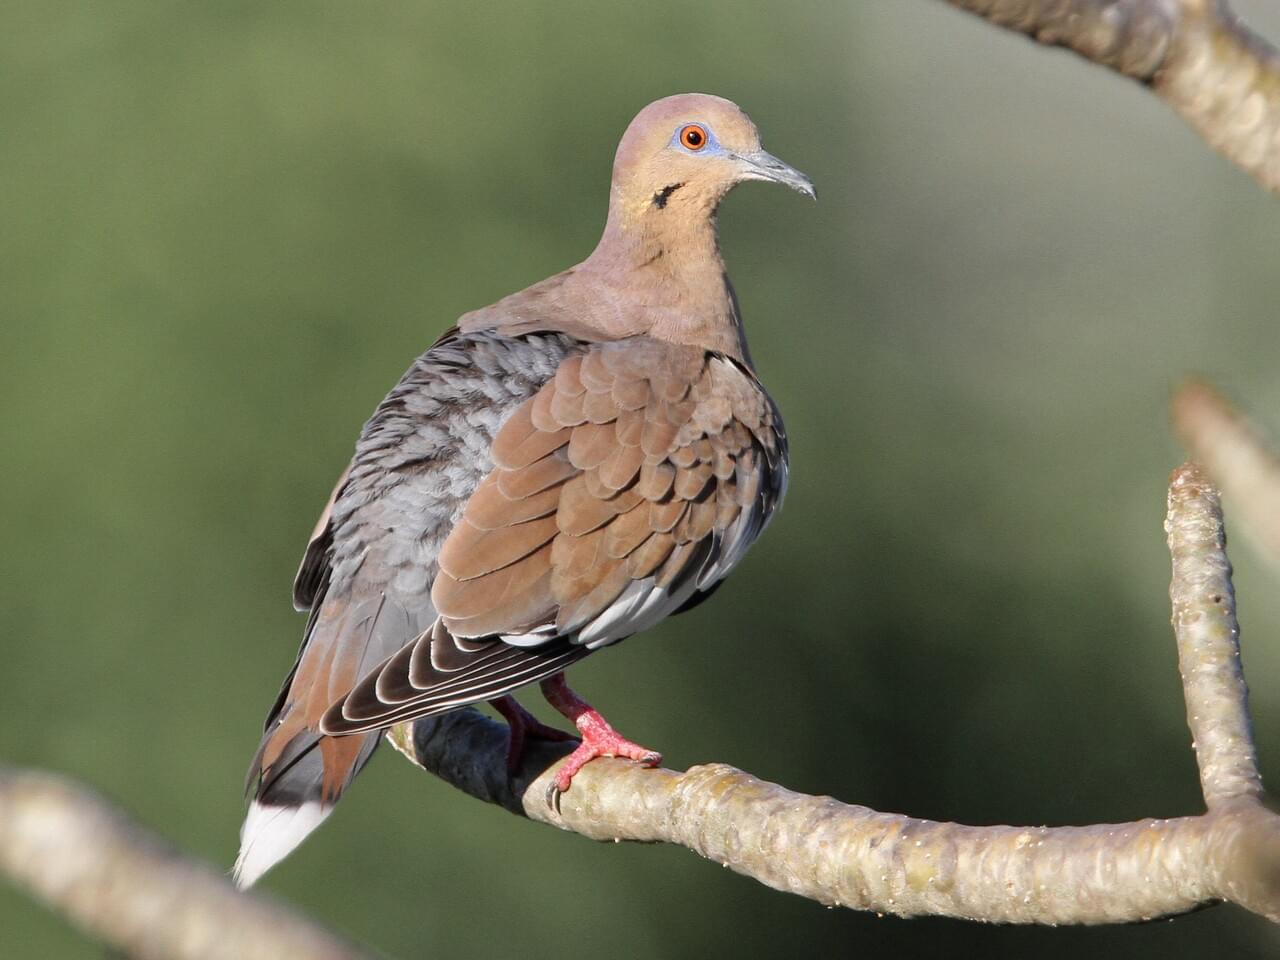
[652,182,684,209]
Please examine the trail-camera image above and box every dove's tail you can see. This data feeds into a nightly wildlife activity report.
[237,563,411,888]
[235,726,381,888]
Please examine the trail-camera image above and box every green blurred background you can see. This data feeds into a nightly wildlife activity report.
[4,1,1280,957]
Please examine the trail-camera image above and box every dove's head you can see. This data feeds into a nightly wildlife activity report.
[605,93,815,231]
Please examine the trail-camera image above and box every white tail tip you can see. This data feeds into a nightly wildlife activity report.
[233,800,331,889]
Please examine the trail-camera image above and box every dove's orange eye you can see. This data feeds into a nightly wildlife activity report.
[679,124,708,151]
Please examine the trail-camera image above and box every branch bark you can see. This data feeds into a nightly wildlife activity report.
[942,0,1280,195]
[390,461,1280,925]
[0,770,373,960]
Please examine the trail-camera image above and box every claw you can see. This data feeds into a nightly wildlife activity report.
[538,673,662,807]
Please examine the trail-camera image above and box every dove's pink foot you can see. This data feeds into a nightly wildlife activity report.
[490,695,576,773]
[539,674,662,807]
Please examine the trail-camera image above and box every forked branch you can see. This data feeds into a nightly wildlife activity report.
[390,457,1280,924]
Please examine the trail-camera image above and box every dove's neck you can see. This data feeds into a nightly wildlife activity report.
[581,201,749,362]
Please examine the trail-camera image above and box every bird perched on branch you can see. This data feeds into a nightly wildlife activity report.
[236,92,815,887]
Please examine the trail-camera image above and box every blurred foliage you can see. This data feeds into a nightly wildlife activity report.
[3,1,1280,957]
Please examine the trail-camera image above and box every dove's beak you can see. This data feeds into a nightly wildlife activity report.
[734,149,817,200]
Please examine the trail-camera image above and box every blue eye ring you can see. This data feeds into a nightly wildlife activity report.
[678,123,709,151]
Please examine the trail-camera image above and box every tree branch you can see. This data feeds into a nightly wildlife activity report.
[941,0,1280,196]
[0,769,373,960]
[1167,463,1264,808]
[390,461,1280,925]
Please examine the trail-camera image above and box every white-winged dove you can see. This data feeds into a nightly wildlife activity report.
[236,93,815,887]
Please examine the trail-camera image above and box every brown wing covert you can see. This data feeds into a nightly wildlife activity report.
[321,336,785,734]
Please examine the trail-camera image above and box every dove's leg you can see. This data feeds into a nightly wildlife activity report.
[490,695,576,773]
[539,673,661,805]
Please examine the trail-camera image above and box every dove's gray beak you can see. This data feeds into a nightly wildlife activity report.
[734,149,817,200]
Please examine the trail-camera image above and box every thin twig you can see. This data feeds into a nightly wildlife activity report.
[1166,462,1263,807]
